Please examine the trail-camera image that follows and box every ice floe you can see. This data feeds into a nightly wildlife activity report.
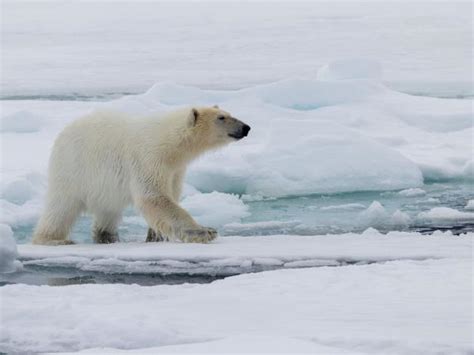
[398,188,427,197]
[465,199,474,211]
[417,207,474,222]
[15,231,472,275]
[2,257,471,354]
[0,224,22,273]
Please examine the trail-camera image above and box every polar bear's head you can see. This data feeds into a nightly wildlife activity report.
[187,106,250,148]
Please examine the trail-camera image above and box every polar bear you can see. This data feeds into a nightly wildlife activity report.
[32,106,250,245]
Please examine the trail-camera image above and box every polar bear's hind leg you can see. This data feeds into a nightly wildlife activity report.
[32,195,83,245]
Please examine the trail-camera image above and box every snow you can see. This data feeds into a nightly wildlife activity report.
[316,58,383,81]
[16,231,473,275]
[417,207,474,222]
[0,111,46,133]
[0,224,22,273]
[2,257,472,354]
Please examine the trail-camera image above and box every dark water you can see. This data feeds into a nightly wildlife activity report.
[1,260,381,287]
[0,265,227,287]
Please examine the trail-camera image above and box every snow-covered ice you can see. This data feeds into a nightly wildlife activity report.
[3,231,472,353]
[417,207,474,222]
[181,192,250,228]
[1,256,472,354]
[14,231,473,275]
[2,1,472,98]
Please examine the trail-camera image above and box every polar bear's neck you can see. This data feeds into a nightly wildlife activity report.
[141,112,214,167]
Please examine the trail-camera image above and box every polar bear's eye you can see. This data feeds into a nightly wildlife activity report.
[218,116,226,121]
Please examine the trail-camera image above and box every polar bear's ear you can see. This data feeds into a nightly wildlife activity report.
[213,105,219,109]
[188,108,199,127]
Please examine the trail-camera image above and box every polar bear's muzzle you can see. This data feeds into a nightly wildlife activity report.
[228,122,251,140]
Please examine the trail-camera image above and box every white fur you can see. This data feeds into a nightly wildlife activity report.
[32,107,245,245]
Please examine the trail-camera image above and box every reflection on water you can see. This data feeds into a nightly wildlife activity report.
[1,260,376,287]
[1,265,227,287]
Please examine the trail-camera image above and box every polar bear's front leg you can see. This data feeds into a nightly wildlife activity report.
[138,195,217,243]
[145,170,185,242]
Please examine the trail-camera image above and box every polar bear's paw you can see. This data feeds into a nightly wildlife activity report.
[182,227,217,243]
[93,230,120,244]
[146,228,168,242]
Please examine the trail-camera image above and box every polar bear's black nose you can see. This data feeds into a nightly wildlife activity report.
[242,124,251,137]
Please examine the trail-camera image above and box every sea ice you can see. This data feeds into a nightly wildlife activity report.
[417,207,474,222]
[358,202,412,229]
[0,224,22,273]
[2,257,471,354]
[1,172,45,205]
[16,232,472,275]
[181,191,250,228]
[2,2,471,97]
[398,188,427,197]
[390,210,411,228]
[465,199,474,211]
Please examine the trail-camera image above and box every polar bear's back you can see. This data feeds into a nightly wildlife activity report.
[49,110,135,211]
